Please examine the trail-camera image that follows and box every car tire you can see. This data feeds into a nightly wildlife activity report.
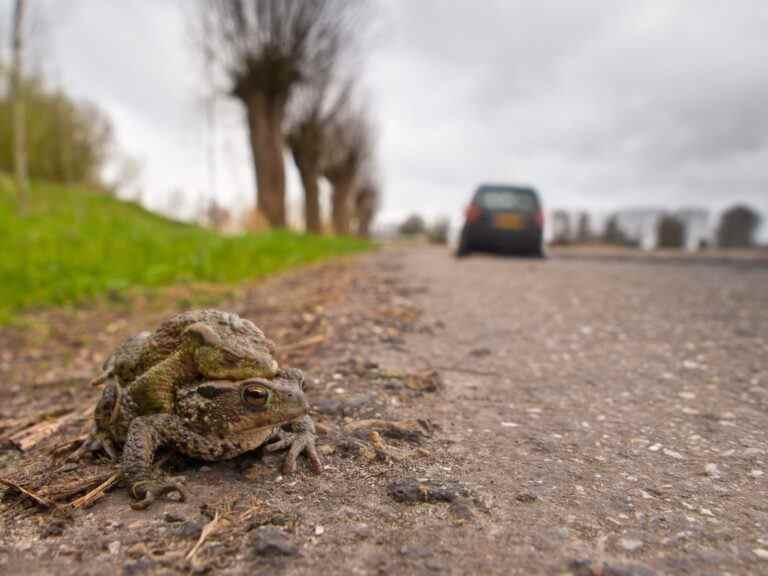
[455,239,471,258]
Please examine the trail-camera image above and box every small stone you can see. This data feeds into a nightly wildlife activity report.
[108,541,121,555]
[40,520,66,538]
[314,525,325,536]
[163,512,185,523]
[469,347,492,357]
[174,521,203,540]
[704,463,720,478]
[662,449,684,460]
[251,527,300,557]
[619,538,643,552]
[500,422,518,428]
[567,559,594,576]
[753,549,768,560]
[750,469,764,478]
[122,559,154,576]
[515,492,538,504]
[388,478,468,503]
[648,443,661,452]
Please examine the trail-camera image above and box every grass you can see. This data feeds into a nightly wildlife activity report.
[0,178,371,322]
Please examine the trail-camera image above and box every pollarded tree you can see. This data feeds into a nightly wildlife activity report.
[353,177,379,238]
[322,105,372,235]
[656,215,685,249]
[204,0,353,228]
[286,79,352,233]
[717,205,762,248]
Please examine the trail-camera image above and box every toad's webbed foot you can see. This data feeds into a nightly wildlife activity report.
[266,415,321,474]
[129,478,186,510]
[67,427,118,462]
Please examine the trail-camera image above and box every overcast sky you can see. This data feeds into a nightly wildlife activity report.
[2,0,767,233]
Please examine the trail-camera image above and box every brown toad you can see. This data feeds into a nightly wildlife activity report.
[74,310,321,507]
[94,309,280,411]
[119,370,320,509]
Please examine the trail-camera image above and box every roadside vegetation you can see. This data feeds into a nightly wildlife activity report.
[0,178,370,322]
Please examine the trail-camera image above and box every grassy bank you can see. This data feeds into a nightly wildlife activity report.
[0,179,370,321]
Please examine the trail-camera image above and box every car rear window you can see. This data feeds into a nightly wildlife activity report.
[476,187,539,212]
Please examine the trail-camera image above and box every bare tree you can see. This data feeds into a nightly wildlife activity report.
[204,0,352,228]
[717,205,762,248]
[576,212,592,244]
[11,0,29,212]
[353,177,379,237]
[323,106,371,235]
[286,79,351,233]
[656,215,685,249]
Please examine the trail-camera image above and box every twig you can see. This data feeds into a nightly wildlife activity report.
[0,477,54,509]
[186,511,221,561]
[280,333,327,351]
[70,472,121,509]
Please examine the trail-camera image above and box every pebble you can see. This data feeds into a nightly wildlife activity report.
[500,422,518,428]
[515,492,538,503]
[122,559,154,576]
[754,549,768,560]
[388,479,469,503]
[251,527,300,557]
[648,443,661,452]
[174,521,203,540]
[108,541,120,555]
[750,470,764,478]
[704,463,720,478]
[314,525,325,536]
[663,449,684,460]
[619,538,643,552]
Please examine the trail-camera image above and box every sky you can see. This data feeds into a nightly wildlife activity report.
[2,0,767,235]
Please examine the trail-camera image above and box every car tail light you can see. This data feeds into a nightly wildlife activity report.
[534,210,544,228]
[465,203,482,223]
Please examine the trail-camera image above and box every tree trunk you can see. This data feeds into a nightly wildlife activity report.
[11,0,29,213]
[245,92,286,228]
[356,198,373,238]
[294,157,322,234]
[329,172,355,235]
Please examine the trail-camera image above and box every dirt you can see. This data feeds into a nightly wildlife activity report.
[2,247,768,575]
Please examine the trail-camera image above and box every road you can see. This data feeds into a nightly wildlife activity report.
[2,247,767,575]
[378,247,768,575]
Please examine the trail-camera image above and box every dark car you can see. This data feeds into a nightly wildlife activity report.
[456,184,544,257]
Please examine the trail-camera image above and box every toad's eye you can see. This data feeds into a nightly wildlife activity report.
[242,386,270,407]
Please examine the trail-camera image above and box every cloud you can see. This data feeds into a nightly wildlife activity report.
[2,0,766,232]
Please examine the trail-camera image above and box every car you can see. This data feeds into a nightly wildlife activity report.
[456,184,544,257]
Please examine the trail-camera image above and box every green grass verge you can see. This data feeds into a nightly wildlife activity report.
[0,178,370,322]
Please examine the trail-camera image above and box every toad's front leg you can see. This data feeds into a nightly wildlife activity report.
[265,415,322,474]
[122,414,226,510]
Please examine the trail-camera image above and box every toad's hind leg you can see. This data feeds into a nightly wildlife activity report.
[122,414,229,510]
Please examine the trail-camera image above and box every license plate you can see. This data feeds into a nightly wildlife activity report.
[494,213,523,230]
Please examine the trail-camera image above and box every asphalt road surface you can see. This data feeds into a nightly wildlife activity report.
[373,247,768,575]
[2,247,767,576]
